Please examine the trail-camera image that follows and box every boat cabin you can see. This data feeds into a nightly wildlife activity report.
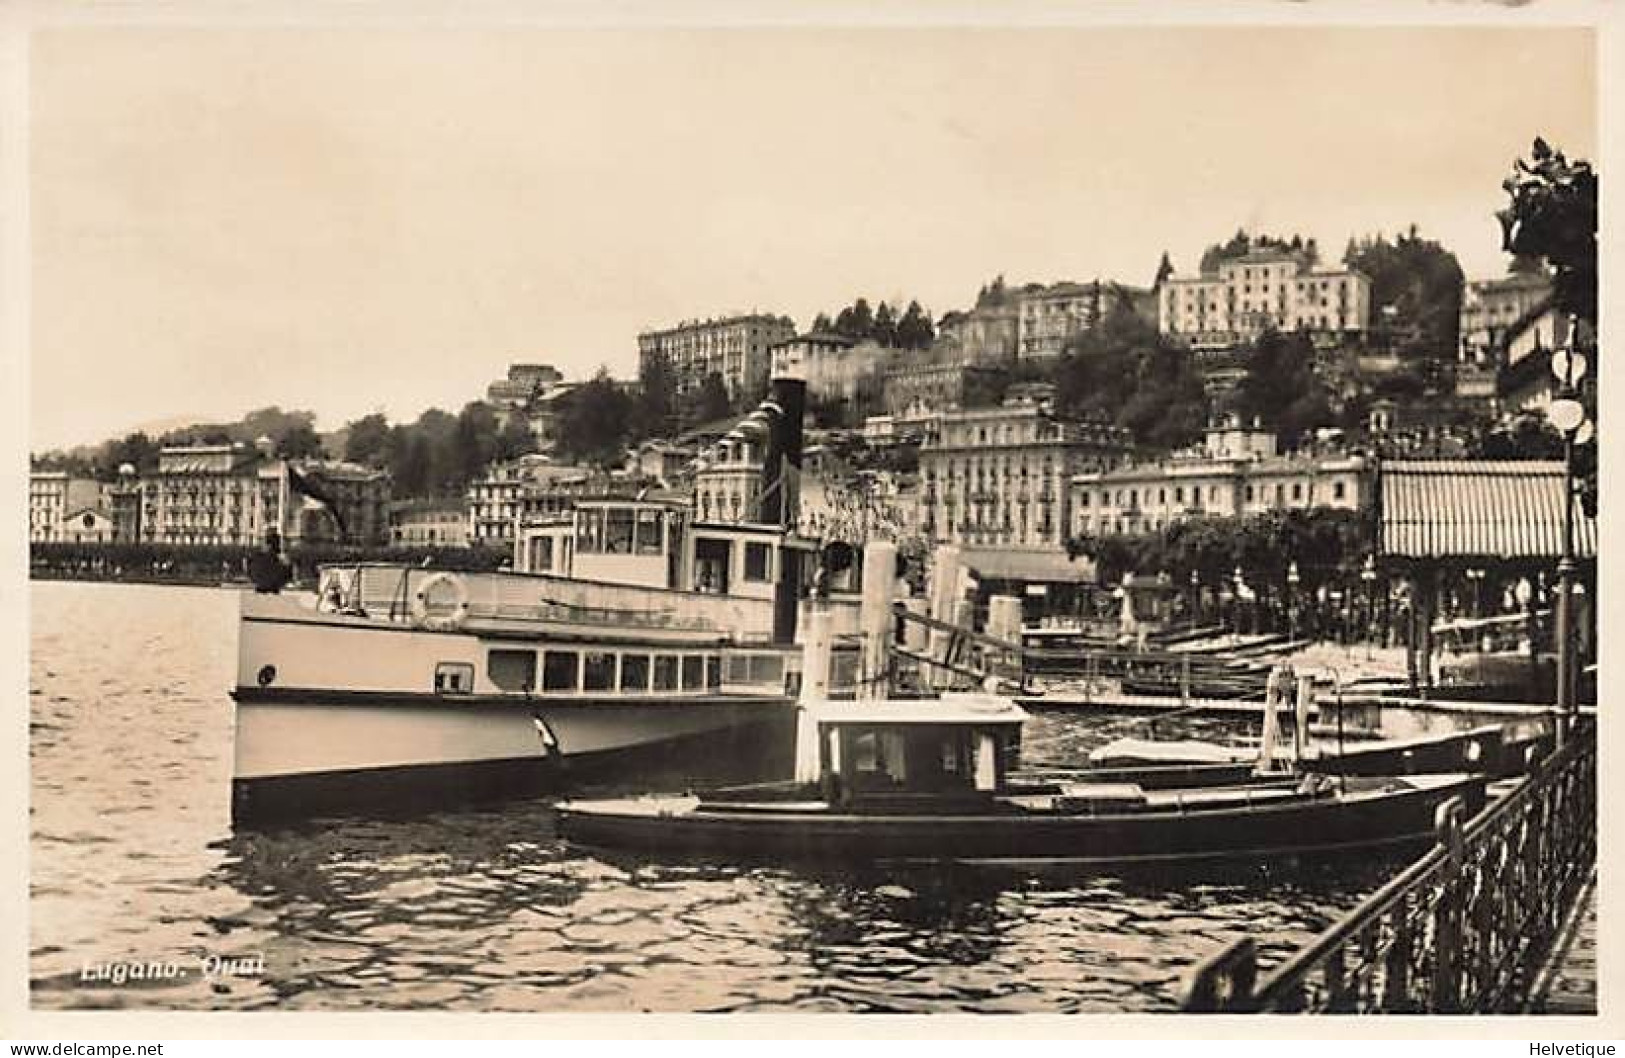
[793,695,1027,808]
[514,498,818,600]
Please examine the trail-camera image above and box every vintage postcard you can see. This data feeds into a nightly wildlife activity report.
[4,0,1618,1041]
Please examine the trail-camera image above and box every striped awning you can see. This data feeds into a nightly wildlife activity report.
[1379,460,1596,561]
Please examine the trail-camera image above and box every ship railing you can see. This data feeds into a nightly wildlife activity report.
[324,562,777,639]
[1027,645,1270,703]
[1180,719,1596,1014]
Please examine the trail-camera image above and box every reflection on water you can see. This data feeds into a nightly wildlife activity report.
[32,580,1403,1012]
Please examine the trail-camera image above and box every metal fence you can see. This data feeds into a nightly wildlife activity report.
[1181,719,1596,1013]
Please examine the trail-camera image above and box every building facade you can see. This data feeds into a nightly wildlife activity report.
[1459,273,1553,364]
[882,360,1005,418]
[1158,249,1371,350]
[1015,280,1151,360]
[1069,423,1371,538]
[768,332,895,403]
[935,303,1018,363]
[388,499,470,548]
[138,446,285,548]
[29,473,109,543]
[915,386,1133,550]
[638,314,797,400]
[486,362,564,409]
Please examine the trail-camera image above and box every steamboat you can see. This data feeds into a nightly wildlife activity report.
[230,376,841,824]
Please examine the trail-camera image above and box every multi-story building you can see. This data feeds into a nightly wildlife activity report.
[693,433,765,526]
[638,314,796,400]
[486,362,563,409]
[1015,280,1152,360]
[132,445,388,549]
[1459,273,1553,364]
[1158,248,1371,350]
[915,384,1133,550]
[29,473,108,543]
[290,461,391,547]
[935,302,1018,363]
[1497,302,1594,418]
[768,332,896,403]
[1069,421,1371,538]
[882,359,1006,418]
[388,499,470,548]
[466,455,594,548]
[138,445,285,548]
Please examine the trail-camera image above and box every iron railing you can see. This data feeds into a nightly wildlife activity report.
[1181,720,1596,1013]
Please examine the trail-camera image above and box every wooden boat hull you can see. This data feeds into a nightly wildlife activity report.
[557,774,1487,865]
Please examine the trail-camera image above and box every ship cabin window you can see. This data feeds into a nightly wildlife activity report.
[542,650,580,692]
[636,509,664,555]
[575,509,605,554]
[840,725,979,796]
[620,653,651,692]
[434,662,474,694]
[653,655,679,692]
[743,541,772,582]
[532,536,554,573]
[706,655,722,690]
[488,650,537,693]
[605,508,635,554]
[681,655,704,691]
[582,651,616,692]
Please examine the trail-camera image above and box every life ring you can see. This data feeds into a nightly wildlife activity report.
[412,572,470,630]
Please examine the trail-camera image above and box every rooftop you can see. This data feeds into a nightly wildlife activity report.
[1378,460,1596,562]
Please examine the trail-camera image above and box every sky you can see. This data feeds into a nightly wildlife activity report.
[26,22,1597,452]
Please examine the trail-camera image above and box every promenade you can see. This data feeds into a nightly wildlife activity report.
[1527,870,1598,1015]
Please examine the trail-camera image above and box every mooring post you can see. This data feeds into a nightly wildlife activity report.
[794,604,832,783]
[928,544,961,691]
[988,594,1022,685]
[1293,673,1314,764]
[859,540,897,700]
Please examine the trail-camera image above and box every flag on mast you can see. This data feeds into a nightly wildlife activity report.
[286,464,348,539]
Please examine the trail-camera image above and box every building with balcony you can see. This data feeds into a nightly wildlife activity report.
[1158,248,1371,350]
[138,445,285,548]
[638,313,796,400]
[29,472,102,543]
[1459,273,1553,365]
[1069,421,1371,538]
[915,384,1133,550]
[1015,280,1153,360]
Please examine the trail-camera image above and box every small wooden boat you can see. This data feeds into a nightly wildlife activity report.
[556,696,1488,865]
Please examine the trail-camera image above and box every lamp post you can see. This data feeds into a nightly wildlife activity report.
[1545,338,1588,719]
[1360,555,1377,659]
[1286,560,1301,642]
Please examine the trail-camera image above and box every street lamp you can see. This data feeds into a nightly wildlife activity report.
[1545,336,1588,719]
[1286,560,1302,642]
[1361,555,1378,659]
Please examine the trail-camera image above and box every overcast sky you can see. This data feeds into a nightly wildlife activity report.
[27,23,1595,452]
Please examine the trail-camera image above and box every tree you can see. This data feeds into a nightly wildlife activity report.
[556,368,636,468]
[494,416,537,462]
[1051,302,1208,452]
[872,302,898,347]
[1342,227,1464,362]
[275,423,325,459]
[1498,137,1597,325]
[637,349,679,440]
[343,413,392,466]
[685,372,733,426]
[1152,251,1174,289]
[811,312,833,333]
[1200,230,1319,274]
[1232,326,1332,448]
[896,300,935,350]
[97,431,160,479]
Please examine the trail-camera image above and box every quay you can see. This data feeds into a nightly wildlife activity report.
[1180,718,1596,1014]
[1525,869,1598,1015]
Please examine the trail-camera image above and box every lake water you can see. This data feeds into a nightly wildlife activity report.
[29,580,1404,1013]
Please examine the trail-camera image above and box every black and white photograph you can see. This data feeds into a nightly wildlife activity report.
[7,0,1613,1035]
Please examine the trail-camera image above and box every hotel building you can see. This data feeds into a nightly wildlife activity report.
[1158,249,1371,350]
[638,314,797,400]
